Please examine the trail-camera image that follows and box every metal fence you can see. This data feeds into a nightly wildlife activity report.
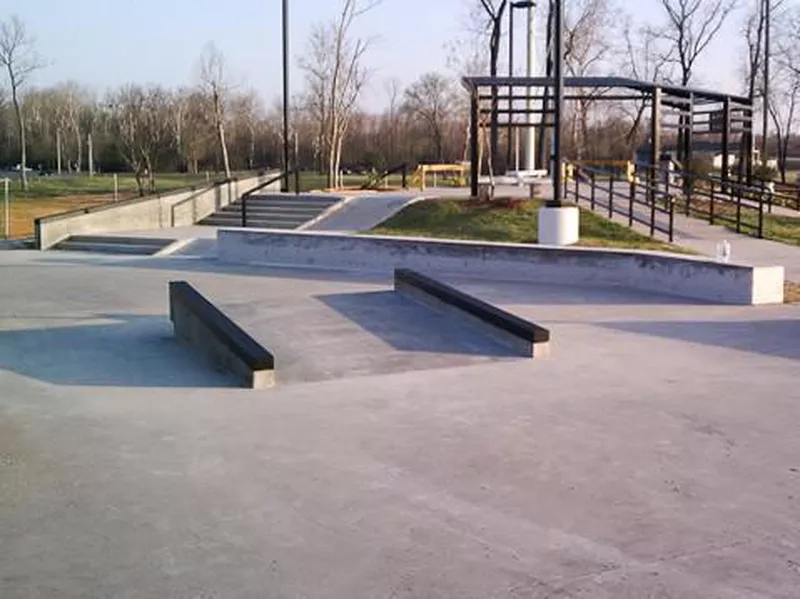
[565,163,676,242]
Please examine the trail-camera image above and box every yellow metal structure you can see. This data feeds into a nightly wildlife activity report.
[411,163,469,190]
[574,160,637,183]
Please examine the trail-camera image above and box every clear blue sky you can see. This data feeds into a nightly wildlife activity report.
[5,0,746,110]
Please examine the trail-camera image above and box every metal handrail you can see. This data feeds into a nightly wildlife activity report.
[360,163,408,190]
[568,162,676,241]
[169,177,238,226]
[632,162,769,238]
[241,170,297,227]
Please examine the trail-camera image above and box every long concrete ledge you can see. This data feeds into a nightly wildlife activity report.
[217,229,785,305]
[169,281,275,389]
[35,174,278,249]
[395,268,550,357]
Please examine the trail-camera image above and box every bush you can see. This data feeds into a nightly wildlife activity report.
[686,156,714,180]
[753,163,778,182]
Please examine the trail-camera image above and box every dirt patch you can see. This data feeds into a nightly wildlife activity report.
[4,195,112,239]
[785,281,800,304]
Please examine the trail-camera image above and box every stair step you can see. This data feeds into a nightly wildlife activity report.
[66,235,175,247]
[223,204,334,214]
[55,241,168,255]
[200,217,303,229]
[199,194,341,229]
[242,199,339,208]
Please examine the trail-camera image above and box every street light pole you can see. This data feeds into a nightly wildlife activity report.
[525,1,536,173]
[551,0,563,207]
[507,6,514,170]
[281,0,290,192]
[762,0,770,169]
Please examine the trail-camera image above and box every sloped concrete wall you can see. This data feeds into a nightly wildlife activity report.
[36,174,278,249]
[217,229,785,305]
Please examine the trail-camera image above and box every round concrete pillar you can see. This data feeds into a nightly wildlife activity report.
[537,206,580,246]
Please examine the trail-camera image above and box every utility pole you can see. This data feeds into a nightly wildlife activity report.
[281,0,290,192]
[551,0,563,207]
[762,0,770,168]
[525,2,536,172]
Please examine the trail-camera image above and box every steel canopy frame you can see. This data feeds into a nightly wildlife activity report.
[461,75,755,198]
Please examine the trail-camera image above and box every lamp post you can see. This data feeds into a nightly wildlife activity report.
[551,0,563,207]
[508,1,537,174]
[281,0,290,192]
[762,0,770,169]
[536,0,578,246]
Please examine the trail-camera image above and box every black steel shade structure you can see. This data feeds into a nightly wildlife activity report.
[461,75,755,199]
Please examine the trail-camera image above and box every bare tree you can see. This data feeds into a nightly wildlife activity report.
[654,0,738,86]
[383,77,403,165]
[230,89,263,170]
[0,16,44,191]
[621,19,673,147]
[300,0,378,187]
[471,0,508,171]
[108,85,174,195]
[769,5,800,182]
[403,73,457,162]
[562,0,615,159]
[199,42,233,179]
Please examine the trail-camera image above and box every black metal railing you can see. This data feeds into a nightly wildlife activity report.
[751,177,800,212]
[633,163,773,238]
[170,177,238,227]
[360,163,408,190]
[241,170,297,228]
[565,162,676,242]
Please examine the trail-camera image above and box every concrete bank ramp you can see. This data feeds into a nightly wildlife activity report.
[302,193,421,232]
[218,290,520,386]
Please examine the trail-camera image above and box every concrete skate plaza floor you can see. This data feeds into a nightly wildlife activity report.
[1,249,800,598]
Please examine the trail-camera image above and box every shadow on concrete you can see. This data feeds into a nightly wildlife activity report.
[315,290,520,357]
[598,319,800,361]
[0,314,238,388]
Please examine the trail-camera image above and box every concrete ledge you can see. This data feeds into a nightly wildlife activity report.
[169,281,275,389]
[35,174,278,250]
[394,268,550,357]
[217,229,785,305]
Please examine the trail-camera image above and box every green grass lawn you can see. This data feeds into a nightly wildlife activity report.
[370,198,690,253]
[682,195,800,247]
[10,172,234,200]
[727,211,800,247]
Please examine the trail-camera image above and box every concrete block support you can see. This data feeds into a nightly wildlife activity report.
[538,205,579,246]
[217,229,785,305]
[169,281,275,389]
[394,268,550,358]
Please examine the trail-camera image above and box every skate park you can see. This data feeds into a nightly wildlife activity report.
[3,0,800,597]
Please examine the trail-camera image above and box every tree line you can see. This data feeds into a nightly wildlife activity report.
[1,0,799,195]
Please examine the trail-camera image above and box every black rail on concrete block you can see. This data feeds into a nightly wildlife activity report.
[169,281,275,388]
[361,163,409,190]
[393,268,550,357]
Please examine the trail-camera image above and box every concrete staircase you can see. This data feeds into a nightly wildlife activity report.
[52,235,177,255]
[200,194,341,229]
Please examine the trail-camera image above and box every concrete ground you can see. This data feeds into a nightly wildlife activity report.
[1,247,799,598]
